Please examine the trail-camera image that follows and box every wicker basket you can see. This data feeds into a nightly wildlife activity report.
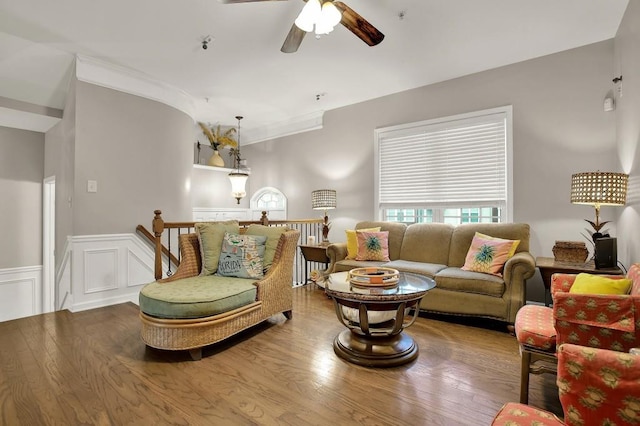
[552,241,588,263]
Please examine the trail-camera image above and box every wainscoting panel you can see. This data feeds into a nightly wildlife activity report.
[126,249,154,288]
[68,234,154,312]
[83,248,119,294]
[0,266,42,322]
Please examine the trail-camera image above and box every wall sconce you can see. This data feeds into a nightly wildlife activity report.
[228,116,249,204]
[311,189,337,243]
[570,171,628,239]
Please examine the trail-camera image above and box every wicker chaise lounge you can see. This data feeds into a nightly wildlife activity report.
[139,215,300,360]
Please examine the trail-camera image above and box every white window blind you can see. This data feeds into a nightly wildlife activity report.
[377,109,508,210]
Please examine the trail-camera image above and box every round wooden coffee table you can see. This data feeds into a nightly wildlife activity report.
[324,271,435,367]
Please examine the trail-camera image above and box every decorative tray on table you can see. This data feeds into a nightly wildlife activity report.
[348,267,400,287]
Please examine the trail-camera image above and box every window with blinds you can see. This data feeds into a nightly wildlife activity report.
[374,106,512,224]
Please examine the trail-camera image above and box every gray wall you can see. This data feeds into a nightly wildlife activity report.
[0,126,44,268]
[244,40,619,303]
[72,81,194,234]
[615,1,640,268]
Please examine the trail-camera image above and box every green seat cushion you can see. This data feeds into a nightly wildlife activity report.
[139,275,257,319]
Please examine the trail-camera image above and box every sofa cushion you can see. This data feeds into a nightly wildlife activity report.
[355,221,407,261]
[196,220,240,275]
[139,275,257,319]
[384,260,446,278]
[355,231,390,261]
[435,267,505,297]
[399,223,453,265]
[245,224,288,272]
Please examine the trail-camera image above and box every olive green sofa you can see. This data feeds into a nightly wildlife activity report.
[325,221,536,324]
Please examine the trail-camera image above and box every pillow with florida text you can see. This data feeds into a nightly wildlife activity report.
[461,232,520,277]
[217,233,267,279]
[345,227,381,259]
[355,231,390,261]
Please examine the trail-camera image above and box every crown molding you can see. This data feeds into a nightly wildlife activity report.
[74,54,324,143]
[75,54,197,120]
[242,111,324,145]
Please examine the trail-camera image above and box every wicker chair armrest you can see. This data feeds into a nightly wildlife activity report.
[158,233,201,283]
[253,230,300,315]
[326,242,348,274]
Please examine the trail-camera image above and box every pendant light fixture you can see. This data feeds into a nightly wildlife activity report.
[228,115,248,204]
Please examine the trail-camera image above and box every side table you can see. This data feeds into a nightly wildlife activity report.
[299,243,330,285]
[535,256,624,306]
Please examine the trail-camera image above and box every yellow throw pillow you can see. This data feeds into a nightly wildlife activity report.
[461,232,520,277]
[345,227,381,259]
[569,273,632,295]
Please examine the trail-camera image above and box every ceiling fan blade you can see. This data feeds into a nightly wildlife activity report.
[281,24,306,53]
[333,1,384,47]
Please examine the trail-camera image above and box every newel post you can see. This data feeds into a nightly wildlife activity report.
[152,210,164,280]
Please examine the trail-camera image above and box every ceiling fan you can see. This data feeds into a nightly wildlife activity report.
[220,0,385,53]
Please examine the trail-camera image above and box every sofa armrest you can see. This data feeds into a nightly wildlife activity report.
[502,251,536,323]
[326,242,348,274]
[503,251,536,283]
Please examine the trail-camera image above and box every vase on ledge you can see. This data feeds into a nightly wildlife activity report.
[207,150,225,167]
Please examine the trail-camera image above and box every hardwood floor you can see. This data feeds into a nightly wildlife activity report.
[0,286,561,425]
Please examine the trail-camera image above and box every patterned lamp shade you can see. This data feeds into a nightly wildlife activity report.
[570,172,628,206]
[570,171,628,234]
[311,189,337,210]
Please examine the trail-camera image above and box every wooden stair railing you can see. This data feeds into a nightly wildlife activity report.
[135,224,179,269]
[140,210,324,282]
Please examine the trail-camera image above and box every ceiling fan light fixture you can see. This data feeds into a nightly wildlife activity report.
[294,0,321,33]
[320,1,342,27]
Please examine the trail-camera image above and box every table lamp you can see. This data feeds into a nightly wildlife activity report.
[570,171,628,239]
[312,189,337,243]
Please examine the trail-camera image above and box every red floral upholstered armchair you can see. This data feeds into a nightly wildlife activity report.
[552,265,640,352]
[514,263,640,404]
[492,343,640,426]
